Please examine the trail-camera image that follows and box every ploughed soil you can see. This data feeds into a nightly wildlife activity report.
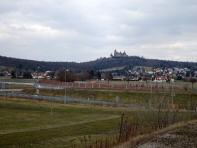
[138,122,197,148]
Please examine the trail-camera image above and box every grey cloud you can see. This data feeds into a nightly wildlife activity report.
[0,0,197,62]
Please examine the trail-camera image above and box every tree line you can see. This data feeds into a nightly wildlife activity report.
[0,55,196,72]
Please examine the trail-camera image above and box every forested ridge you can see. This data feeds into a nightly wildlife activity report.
[0,55,196,71]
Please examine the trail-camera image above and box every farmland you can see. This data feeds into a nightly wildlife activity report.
[0,97,121,147]
[0,80,197,147]
[21,82,197,110]
[0,96,197,147]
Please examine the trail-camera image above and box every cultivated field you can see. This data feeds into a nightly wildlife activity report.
[0,97,197,148]
[22,86,197,110]
[0,97,121,148]
[0,79,197,147]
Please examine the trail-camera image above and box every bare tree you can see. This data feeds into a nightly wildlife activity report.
[55,69,75,82]
[189,77,197,90]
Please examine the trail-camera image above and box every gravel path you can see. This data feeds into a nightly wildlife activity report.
[138,122,197,148]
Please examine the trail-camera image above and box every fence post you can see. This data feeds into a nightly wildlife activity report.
[119,113,125,142]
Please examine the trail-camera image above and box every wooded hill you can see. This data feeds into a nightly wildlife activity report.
[0,55,196,72]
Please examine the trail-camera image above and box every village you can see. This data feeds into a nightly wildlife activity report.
[0,51,197,83]
[0,64,196,83]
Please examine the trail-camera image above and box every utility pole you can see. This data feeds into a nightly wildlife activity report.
[64,69,67,104]
[171,81,175,109]
[50,98,53,115]
[149,81,153,109]
[36,66,40,95]
[50,78,53,115]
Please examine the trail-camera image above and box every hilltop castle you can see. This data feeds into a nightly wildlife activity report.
[110,49,128,58]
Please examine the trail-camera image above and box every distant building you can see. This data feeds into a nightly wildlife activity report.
[111,49,128,58]
[44,71,55,79]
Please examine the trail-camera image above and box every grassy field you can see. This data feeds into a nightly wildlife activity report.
[0,97,122,148]
[23,88,197,110]
[0,97,197,148]
[1,80,197,147]
[0,78,36,83]
[65,89,197,110]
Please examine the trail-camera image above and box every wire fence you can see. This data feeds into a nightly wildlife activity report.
[35,81,192,92]
[0,92,145,109]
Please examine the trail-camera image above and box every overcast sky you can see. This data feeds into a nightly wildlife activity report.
[0,0,197,62]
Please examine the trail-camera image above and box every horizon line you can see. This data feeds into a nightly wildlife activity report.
[0,54,197,64]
